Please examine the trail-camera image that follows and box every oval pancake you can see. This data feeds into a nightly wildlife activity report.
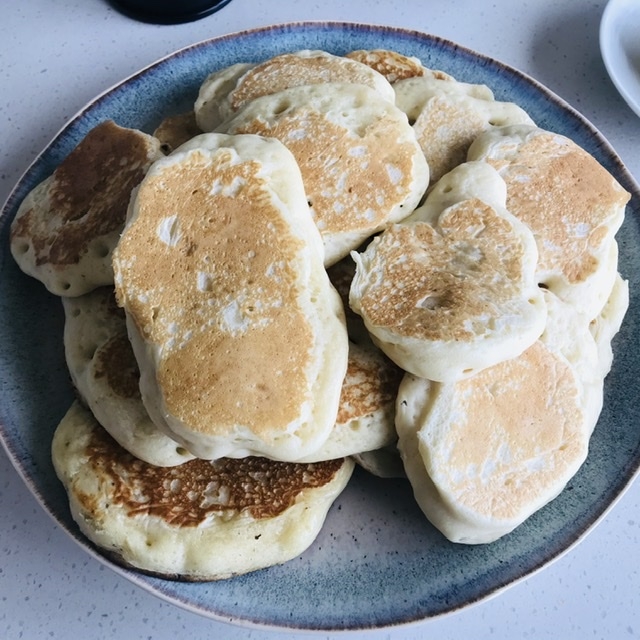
[393,75,533,183]
[220,82,429,265]
[345,49,429,83]
[10,120,164,296]
[395,287,604,545]
[112,132,349,462]
[204,49,396,128]
[62,287,194,467]
[349,161,546,382]
[467,124,629,317]
[52,401,354,581]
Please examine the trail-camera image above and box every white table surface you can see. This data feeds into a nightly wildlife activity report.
[1,0,639,638]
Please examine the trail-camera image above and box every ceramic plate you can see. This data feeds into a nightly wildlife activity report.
[600,0,640,118]
[1,22,639,631]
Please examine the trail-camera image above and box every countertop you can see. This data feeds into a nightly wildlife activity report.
[1,1,639,638]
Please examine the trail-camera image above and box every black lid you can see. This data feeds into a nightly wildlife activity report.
[108,0,233,24]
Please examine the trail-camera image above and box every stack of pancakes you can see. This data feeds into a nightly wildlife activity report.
[9,47,629,579]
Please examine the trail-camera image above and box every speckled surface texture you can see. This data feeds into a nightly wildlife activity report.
[1,1,640,639]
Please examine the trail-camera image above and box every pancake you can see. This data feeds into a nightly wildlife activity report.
[220,82,429,265]
[112,132,349,462]
[396,294,599,543]
[352,444,406,479]
[467,124,629,317]
[393,75,534,183]
[10,120,164,296]
[52,401,354,581]
[296,339,403,462]
[589,272,629,378]
[349,161,547,382]
[345,49,428,82]
[153,111,202,153]
[62,287,194,467]
[203,49,397,129]
[194,62,256,131]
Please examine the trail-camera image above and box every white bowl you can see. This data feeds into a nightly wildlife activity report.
[600,0,640,117]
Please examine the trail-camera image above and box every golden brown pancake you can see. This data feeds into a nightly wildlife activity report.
[52,401,354,581]
[112,132,349,462]
[62,287,194,467]
[345,49,428,82]
[221,82,429,265]
[209,49,396,126]
[468,124,629,317]
[10,120,164,296]
[350,161,546,382]
[393,75,533,183]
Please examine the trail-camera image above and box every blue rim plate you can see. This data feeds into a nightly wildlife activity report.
[1,22,639,631]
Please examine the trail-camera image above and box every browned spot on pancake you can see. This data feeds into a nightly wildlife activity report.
[228,52,389,113]
[153,111,202,153]
[115,149,314,438]
[345,49,425,82]
[337,345,403,424]
[12,121,160,267]
[231,110,417,234]
[486,131,630,284]
[357,200,527,341]
[84,425,344,525]
[93,335,140,399]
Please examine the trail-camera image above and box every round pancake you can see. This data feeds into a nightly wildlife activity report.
[221,82,429,265]
[62,287,194,467]
[393,75,533,183]
[467,124,630,317]
[349,162,547,382]
[206,49,396,128]
[52,401,354,581]
[10,120,164,296]
[112,132,349,462]
[395,287,603,544]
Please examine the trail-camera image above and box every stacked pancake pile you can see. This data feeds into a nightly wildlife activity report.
[9,47,629,578]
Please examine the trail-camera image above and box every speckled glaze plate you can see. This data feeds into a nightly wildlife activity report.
[1,22,639,631]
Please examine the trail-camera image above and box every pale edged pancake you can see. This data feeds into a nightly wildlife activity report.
[349,161,547,382]
[62,287,194,467]
[345,49,429,83]
[467,124,629,317]
[393,76,533,183]
[396,308,598,544]
[194,62,256,132]
[589,272,629,378]
[351,444,406,479]
[112,132,349,462]
[220,82,429,265]
[52,401,354,581]
[205,49,397,129]
[10,121,164,297]
[295,339,403,462]
[153,111,203,154]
